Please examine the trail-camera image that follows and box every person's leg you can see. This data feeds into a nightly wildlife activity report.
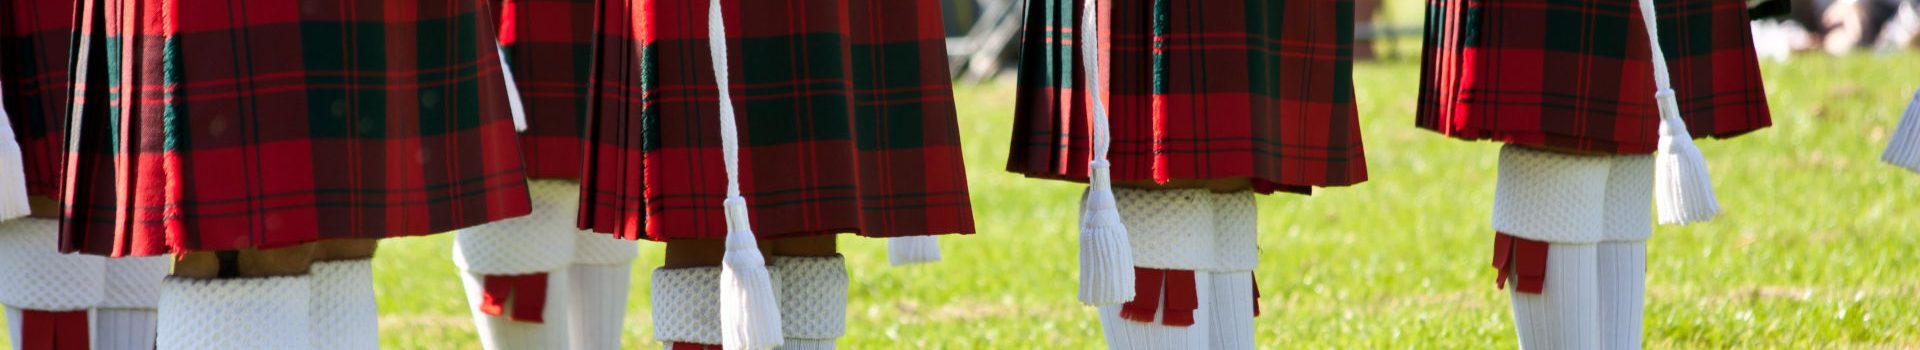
[165,244,317,350]
[453,180,580,349]
[1491,145,1612,350]
[96,254,169,350]
[1207,191,1259,349]
[566,231,639,350]
[1597,155,1653,350]
[769,236,844,350]
[311,239,380,350]
[1097,187,1217,349]
[0,217,105,350]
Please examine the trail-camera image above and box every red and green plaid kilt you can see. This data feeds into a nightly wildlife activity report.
[490,0,592,179]
[578,0,976,241]
[59,0,533,257]
[1006,0,1369,195]
[1415,0,1773,154]
[2,0,75,197]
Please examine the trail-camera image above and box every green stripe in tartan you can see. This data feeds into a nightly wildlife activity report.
[297,14,491,138]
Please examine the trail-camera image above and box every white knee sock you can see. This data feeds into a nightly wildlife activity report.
[1208,191,1258,350]
[567,264,632,350]
[567,231,638,350]
[311,259,379,350]
[1597,241,1647,350]
[97,255,168,350]
[94,309,155,350]
[461,269,572,350]
[0,218,105,350]
[1510,243,1600,350]
[1208,271,1256,349]
[1098,272,1212,350]
[454,180,580,350]
[772,256,848,350]
[158,276,313,350]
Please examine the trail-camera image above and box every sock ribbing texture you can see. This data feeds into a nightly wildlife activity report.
[1510,243,1600,350]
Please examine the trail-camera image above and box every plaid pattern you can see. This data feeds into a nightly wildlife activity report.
[579,0,976,241]
[1416,0,1773,154]
[490,0,594,179]
[1,0,75,197]
[1006,0,1368,195]
[60,0,532,257]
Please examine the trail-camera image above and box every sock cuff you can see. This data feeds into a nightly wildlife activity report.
[1115,188,1217,270]
[571,230,639,265]
[454,181,582,274]
[652,266,723,345]
[0,218,105,310]
[1208,191,1259,272]
[158,276,313,350]
[1604,155,1655,242]
[771,255,848,340]
[1492,145,1610,243]
[100,255,171,309]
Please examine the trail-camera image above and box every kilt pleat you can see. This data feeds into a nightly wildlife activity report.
[60,0,533,257]
[1,0,76,197]
[1415,0,1773,153]
[578,0,976,241]
[1007,0,1369,195]
[490,0,593,179]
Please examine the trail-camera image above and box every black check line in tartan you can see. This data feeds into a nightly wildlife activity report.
[2,0,76,197]
[1007,0,1368,195]
[1415,0,1772,154]
[490,0,595,179]
[578,0,975,241]
[60,0,532,257]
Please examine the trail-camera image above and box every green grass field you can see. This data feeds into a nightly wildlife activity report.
[4,53,1918,349]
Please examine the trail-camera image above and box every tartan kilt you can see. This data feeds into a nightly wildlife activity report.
[579,0,977,241]
[1,0,75,197]
[59,0,533,257]
[1006,0,1369,195]
[490,0,593,179]
[1415,0,1773,154]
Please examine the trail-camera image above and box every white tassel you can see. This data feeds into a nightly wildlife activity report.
[1079,160,1134,305]
[886,236,942,266]
[1074,0,1134,306]
[0,84,32,220]
[719,197,782,350]
[1881,89,1920,173]
[497,44,529,132]
[1637,0,1719,225]
[707,0,782,348]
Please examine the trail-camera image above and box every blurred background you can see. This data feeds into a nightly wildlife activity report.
[3,0,1916,348]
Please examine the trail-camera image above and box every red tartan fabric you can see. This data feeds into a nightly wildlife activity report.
[1008,0,1368,195]
[579,0,975,241]
[1,0,75,197]
[1416,0,1772,154]
[490,0,593,179]
[60,0,532,257]
[19,310,90,350]
[670,343,722,350]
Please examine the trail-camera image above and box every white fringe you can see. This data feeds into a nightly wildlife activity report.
[1637,0,1720,225]
[886,236,942,266]
[1882,89,1920,173]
